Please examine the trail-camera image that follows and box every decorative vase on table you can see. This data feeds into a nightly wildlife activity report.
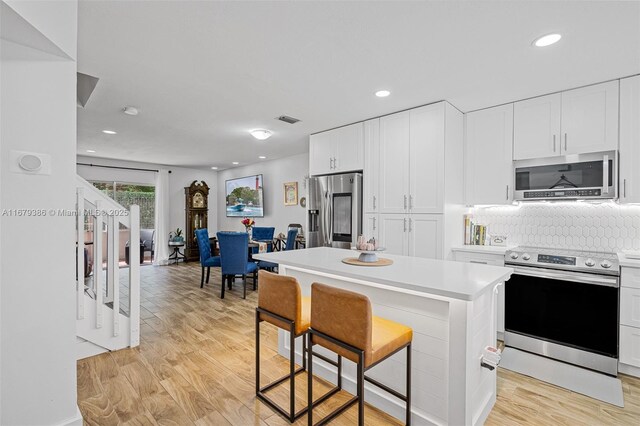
[241,218,255,240]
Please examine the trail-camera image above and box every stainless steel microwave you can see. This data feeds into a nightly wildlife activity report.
[514,151,617,201]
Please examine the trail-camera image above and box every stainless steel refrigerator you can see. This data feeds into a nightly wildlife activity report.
[306,173,362,249]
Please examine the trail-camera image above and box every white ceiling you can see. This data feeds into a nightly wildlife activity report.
[77,0,640,169]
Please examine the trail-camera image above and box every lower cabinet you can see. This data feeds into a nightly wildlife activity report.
[620,267,640,375]
[452,249,506,337]
[620,325,640,368]
[378,214,442,259]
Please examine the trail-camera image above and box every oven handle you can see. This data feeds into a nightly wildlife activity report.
[511,266,619,288]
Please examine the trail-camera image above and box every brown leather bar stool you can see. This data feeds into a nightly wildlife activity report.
[307,283,413,426]
[255,271,341,422]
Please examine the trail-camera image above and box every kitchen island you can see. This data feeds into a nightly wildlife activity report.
[253,247,513,425]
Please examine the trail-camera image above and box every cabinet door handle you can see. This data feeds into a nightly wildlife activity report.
[404,195,407,210]
[373,196,376,210]
[409,195,413,210]
[329,158,333,170]
[372,217,376,231]
[403,218,407,232]
[564,133,568,152]
[470,260,488,265]
[409,218,413,232]
[553,135,556,153]
[506,185,509,201]
[333,157,338,170]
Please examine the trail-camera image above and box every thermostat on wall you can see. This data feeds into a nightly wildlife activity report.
[9,150,51,175]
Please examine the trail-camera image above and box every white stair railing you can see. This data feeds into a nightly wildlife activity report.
[75,175,140,353]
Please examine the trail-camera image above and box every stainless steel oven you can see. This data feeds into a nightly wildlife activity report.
[514,151,617,201]
[504,247,619,376]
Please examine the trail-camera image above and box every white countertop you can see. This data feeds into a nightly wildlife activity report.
[451,245,514,255]
[254,247,513,301]
[618,252,640,268]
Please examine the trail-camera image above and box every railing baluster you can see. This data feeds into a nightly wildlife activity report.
[94,201,103,328]
[112,214,120,337]
[106,215,115,304]
[77,188,85,320]
[129,205,140,347]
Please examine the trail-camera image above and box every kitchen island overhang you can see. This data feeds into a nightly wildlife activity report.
[253,247,513,425]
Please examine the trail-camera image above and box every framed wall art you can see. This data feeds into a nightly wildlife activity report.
[284,182,298,206]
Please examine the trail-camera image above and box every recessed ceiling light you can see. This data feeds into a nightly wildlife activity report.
[86,149,96,153]
[258,156,267,159]
[211,166,218,170]
[375,90,391,98]
[102,130,117,135]
[232,161,239,165]
[250,129,273,140]
[533,33,562,47]
[123,106,139,116]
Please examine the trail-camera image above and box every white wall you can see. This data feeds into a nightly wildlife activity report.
[1,1,79,424]
[76,156,218,238]
[217,153,308,235]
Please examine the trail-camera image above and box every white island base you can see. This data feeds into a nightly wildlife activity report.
[254,248,513,426]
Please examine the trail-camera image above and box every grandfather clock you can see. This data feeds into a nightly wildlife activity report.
[184,180,209,262]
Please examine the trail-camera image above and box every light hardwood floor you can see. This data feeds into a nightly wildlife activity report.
[78,262,640,425]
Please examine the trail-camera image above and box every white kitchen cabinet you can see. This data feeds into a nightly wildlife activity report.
[379,213,443,259]
[363,119,380,213]
[378,214,408,256]
[309,130,335,175]
[409,104,445,214]
[620,75,640,203]
[560,80,619,155]
[622,267,640,289]
[407,215,443,259]
[465,104,514,205]
[513,93,561,160]
[379,103,448,214]
[452,249,506,337]
[620,325,640,368]
[620,264,640,375]
[379,111,410,213]
[309,122,364,176]
[363,213,380,242]
[335,123,364,173]
[621,287,640,329]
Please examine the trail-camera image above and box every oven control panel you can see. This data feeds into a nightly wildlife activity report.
[505,247,619,275]
[538,254,576,265]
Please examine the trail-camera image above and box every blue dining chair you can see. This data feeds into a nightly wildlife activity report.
[251,226,275,255]
[217,231,258,299]
[258,228,298,272]
[195,229,221,289]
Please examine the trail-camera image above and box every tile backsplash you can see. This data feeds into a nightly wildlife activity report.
[469,202,640,253]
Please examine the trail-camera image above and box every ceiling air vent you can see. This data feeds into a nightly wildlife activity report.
[276,115,300,124]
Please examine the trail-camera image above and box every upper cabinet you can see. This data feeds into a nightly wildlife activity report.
[513,81,619,160]
[561,81,619,155]
[379,111,411,213]
[363,119,380,213]
[309,122,364,176]
[513,93,561,160]
[620,75,640,203]
[465,104,514,205]
[378,103,446,214]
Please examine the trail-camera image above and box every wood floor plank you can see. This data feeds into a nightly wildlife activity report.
[160,373,217,422]
[78,262,640,426]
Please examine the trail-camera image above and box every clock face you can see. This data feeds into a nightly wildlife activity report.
[192,192,205,208]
